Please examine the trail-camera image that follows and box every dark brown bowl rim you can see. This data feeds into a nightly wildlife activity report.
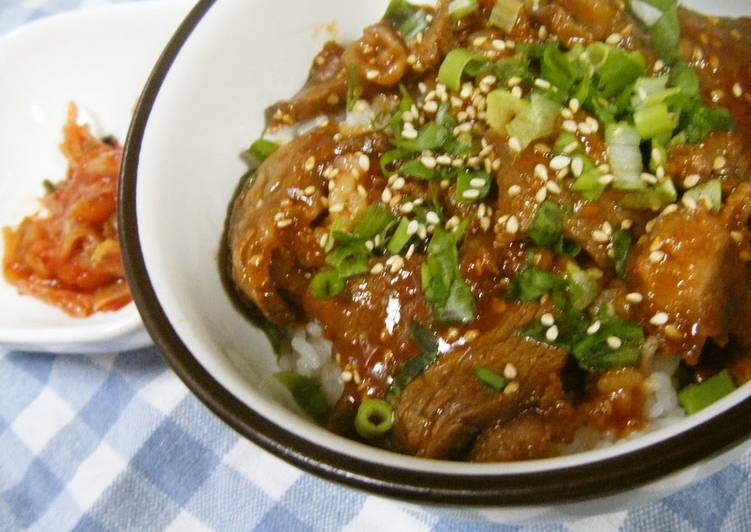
[119,0,751,506]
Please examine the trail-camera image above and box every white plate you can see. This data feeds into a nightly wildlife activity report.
[0,0,191,353]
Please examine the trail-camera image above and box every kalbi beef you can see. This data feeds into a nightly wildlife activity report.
[266,42,348,127]
[666,133,751,191]
[391,305,567,459]
[410,0,454,75]
[228,126,389,325]
[470,374,579,462]
[628,208,747,364]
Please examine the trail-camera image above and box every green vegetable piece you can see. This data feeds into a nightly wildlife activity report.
[683,179,722,212]
[597,50,646,98]
[485,89,529,133]
[354,204,396,240]
[651,6,680,62]
[606,122,645,191]
[384,0,429,40]
[43,179,56,194]
[455,169,491,203]
[449,0,479,19]
[386,322,440,400]
[475,367,509,392]
[247,139,279,162]
[275,371,331,425]
[529,200,563,249]
[620,178,677,211]
[571,307,645,372]
[354,399,395,439]
[510,266,567,303]
[572,168,606,200]
[489,0,523,32]
[565,262,599,311]
[393,122,450,153]
[634,103,677,139]
[401,159,436,180]
[422,227,476,324]
[678,370,736,415]
[387,217,412,255]
[612,228,633,279]
[670,62,700,98]
[380,149,406,176]
[681,103,734,144]
[541,45,579,95]
[309,270,345,299]
[506,94,561,150]
[438,49,487,92]
[346,64,363,112]
[326,242,371,278]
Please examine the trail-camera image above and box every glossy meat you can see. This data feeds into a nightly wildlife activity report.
[391,305,567,459]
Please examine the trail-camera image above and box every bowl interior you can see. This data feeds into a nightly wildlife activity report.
[130,0,751,491]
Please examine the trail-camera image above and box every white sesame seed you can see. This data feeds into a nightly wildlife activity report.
[508,136,522,153]
[304,156,316,171]
[534,78,552,90]
[480,217,491,231]
[421,156,437,169]
[463,188,481,200]
[561,108,574,120]
[578,121,595,135]
[508,184,522,196]
[546,181,562,194]
[358,154,370,172]
[683,174,701,188]
[606,33,623,45]
[369,261,384,275]
[303,185,316,196]
[401,128,418,139]
[606,336,623,349]
[506,215,520,234]
[366,69,379,80]
[392,177,406,191]
[389,255,405,273]
[535,186,548,203]
[507,76,522,87]
[569,98,581,113]
[649,250,666,263]
[655,166,666,180]
[341,370,353,382]
[329,203,345,214]
[546,325,559,342]
[381,188,392,203]
[571,157,584,177]
[473,36,487,47]
[587,321,601,335]
[423,100,439,113]
[511,86,523,99]
[492,39,506,51]
[621,219,633,230]
[662,203,678,216]
[562,120,578,133]
[650,312,669,326]
[550,155,571,170]
[426,211,440,225]
[731,230,743,243]
[470,177,487,188]
[653,59,665,72]
[598,174,615,185]
[733,83,743,98]
[503,363,518,380]
[401,202,414,214]
[534,164,549,181]
[651,148,663,165]
[562,141,579,155]
[406,219,419,236]
[538,25,548,39]
[364,240,374,251]
[682,196,698,210]
[713,156,727,171]
[626,292,644,303]
[592,230,609,243]
[541,313,555,327]
[585,116,600,132]
[436,155,452,166]
[276,219,293,228]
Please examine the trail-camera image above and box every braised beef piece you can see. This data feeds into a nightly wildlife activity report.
[391,305,568,459]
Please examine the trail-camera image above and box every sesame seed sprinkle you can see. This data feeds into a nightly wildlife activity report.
[506,215,520,234]
[508,137,522,153]
[504,363,518,380]
[683,174,701,188]
[463,188,481,200]
[508,184,522,196]
[650,312,669,326]
[606,336,623,349]
[550,155,571,170]
[541,313,555,327]
[587,321,601,335]
[366,69,379,80]
[649,250,666,263]
[626,292,644,303]
[546,325,559,342]
[733,83,744,98]
[713,156,727,171]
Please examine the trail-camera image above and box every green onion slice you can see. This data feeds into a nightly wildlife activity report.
[275,372,331,425]
[475,367,509,392]
[438,49,486,92]
[678,370,736,415]
[354,399,395,439]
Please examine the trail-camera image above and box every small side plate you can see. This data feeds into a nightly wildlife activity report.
[0,0,190,353]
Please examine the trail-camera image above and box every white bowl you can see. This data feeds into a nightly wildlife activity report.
[0,0,191,353]
[121,0,751,513]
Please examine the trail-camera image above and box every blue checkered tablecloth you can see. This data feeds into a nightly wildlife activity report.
[2,1,751,531]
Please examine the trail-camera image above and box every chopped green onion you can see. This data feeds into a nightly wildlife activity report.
[683,179,722,212]
[678,370,736,415]
[449,0,478,19]
[455,169,491,203]
[475,367,509,392]
[541,45,579,95]
[650,143,667,173]
[565,262,599,311]
[528,200,563,249]
[597,50,646,98]
[386,322,440,401]
[631,76,669,109]
[247,139,279,161]
[507,94,560,150]
[393,122,450,153]
[570,306,644,372]
[572,168,606,200]
[620,178,677,211]
[509,266,566,303]
[43,179,56,194]
[650,5,680,62]
[422,227,476,324]
[634,103,677,139]
[582,42,612,69]
[681,103,734,144]
[347,64,363,112]
[489,0,523,32]
[387,217,412,254]
[606,123,645,191]
[670,62,700,98]
[309,270,345,299]
[486,89,528,133]
[401,159,436,180]
[438,49,487,92]
[326,242,371,278]
[380,149,406,176]
[275,372,331,424]
[354,204,396,240]
[354,399,395,439]
[612,228,632,279]
[630,0,664,26]
[384,0,430,40]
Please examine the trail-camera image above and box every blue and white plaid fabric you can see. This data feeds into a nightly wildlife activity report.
[2,2,751,531]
